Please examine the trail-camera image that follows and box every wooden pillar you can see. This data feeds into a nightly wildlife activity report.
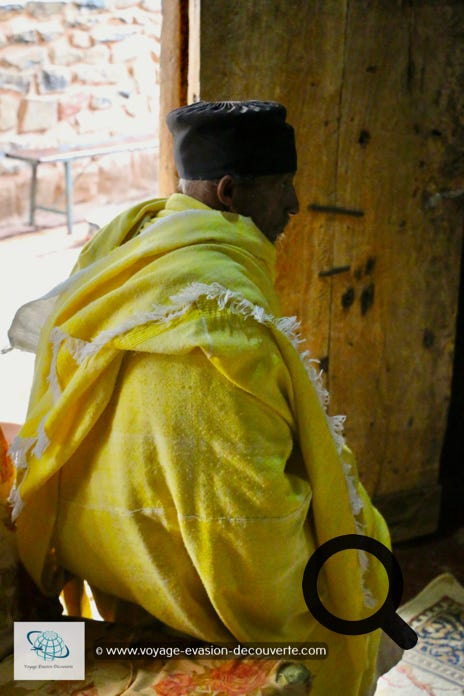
[159,0,189,195]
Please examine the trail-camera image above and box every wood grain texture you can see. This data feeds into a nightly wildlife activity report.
[159,0,189,195]
[374,484,442,543]
[165,0,464,535]
[328,4,464,497]
[198,0,348,363]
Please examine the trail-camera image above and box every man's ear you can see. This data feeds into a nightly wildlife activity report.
[216,175,236,210]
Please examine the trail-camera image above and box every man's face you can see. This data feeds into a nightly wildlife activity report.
[232,173,299,243]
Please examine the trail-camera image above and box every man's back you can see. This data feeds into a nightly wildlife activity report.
[9,102,394,695]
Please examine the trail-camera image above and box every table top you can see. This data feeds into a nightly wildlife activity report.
[5,135,157,164]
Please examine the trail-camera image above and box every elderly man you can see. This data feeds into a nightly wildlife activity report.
[9,101,393,694]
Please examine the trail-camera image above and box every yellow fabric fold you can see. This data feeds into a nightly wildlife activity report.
[11,193,390,695]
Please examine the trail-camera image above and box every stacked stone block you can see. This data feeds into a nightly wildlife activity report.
[0,0,161,229]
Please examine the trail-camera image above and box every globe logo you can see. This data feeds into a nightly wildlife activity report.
[27,630,70,661]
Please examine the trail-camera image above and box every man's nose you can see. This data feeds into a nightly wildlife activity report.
[288,186,299,215]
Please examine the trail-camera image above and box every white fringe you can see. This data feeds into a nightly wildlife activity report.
[75,305,191,362]
[14,280,371,596]
[7,435,43,522]
[66,336,94,364]
[342,454,363,517]
[48,327,65,400]
[8,485,24,522]
[29,280,350,470]
[31,420,50,459]
[185,283,372,603]
[360,553,375,608]
[178,282,348,457]
[356,540,379,610]
[8,435,35,471]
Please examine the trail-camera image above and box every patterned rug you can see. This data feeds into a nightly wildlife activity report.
[375,573,464,695]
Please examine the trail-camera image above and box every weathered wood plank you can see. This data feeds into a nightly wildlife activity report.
[162,0,464,537]
[374,484,442,543]
[329,3,464,500]
[159,0,189,195]
[197,0,348,364]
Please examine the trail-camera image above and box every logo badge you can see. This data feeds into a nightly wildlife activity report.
[27,629,70,661]
[14,622,85,680]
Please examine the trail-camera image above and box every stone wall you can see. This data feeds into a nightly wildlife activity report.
[0,0,161,230]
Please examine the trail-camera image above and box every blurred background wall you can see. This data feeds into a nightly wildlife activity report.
[0,0,161,228]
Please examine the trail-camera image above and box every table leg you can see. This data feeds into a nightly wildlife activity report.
[29,162,38,227]
[64,160,74,234]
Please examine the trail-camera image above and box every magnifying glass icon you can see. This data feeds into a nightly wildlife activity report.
[302,534,418,650]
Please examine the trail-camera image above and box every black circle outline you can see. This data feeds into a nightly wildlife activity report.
[303,534,402,634]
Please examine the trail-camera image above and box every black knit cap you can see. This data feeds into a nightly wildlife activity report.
[166,100,297,179]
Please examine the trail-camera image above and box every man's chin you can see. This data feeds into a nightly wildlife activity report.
[260,220,288,243]
[265,230,282,244]
[271,222,289,243]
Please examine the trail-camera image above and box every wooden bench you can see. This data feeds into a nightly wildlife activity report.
[6,135,157,234]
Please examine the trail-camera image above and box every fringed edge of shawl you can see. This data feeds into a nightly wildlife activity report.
[42,281,338,436]
[48,327,66,400]
[8,434,36,472]
[179,282,348,456]
[68,280,362,521]
[13,281,371,592]
[15,280,351,485]
[7,435,35,521]
[8,485,23,521]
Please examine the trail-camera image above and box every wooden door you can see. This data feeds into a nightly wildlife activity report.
[160,0,464,540]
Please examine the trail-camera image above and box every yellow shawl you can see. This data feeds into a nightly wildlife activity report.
[9,194,389,695]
